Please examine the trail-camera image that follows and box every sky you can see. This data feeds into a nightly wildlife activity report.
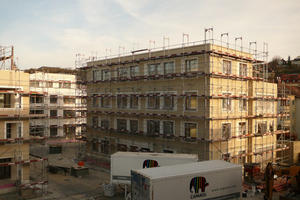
[0,0,300,70]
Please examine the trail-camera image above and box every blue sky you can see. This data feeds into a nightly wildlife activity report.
[1,0,300,70]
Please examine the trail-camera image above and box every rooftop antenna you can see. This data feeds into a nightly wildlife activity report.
[133,43,139,52]
[221,32,229,49]
[204,27,213,44]
[163,36,170,56]
[183,33,189,48]
[119,46,125,63]
[149,40,155,57]
[106,49,111,65]
[235,37,242,55]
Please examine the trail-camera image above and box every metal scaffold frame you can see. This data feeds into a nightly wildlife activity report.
[76,28,291,170]
[0,45,49,197]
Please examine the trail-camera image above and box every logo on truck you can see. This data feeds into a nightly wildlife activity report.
[189,177,209,199]
[143,159,159,168]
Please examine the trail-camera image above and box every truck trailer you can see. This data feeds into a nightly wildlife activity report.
[111,152,198,184]
[131,160,242,200]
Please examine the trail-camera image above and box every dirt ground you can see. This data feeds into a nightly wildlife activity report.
[2,142,292,200]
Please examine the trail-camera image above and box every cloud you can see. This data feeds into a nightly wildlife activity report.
[1,0,300,69]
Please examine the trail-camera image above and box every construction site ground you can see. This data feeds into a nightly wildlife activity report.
[2,142,289,200]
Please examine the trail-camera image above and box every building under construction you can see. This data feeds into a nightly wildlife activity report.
[0,46,48,195]
[0,47,86,196]
[79,29,291,169]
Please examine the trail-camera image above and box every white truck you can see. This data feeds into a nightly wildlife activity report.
[111,152,198,184]
[131,160,242,200]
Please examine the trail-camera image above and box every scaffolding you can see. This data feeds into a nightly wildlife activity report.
[75,54,88,161]
[77,28,291,170]
[0,45,49,196]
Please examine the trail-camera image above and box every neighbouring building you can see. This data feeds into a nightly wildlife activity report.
[82,34,290,168]
[292,56,300,67]
[0,69,30,193]
[25,67,86,141]
[280,84,300,140]
[280,74,300,86]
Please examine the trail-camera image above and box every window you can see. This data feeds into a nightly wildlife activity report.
[239,63,247,76]
[222,123,231,138]
[50,127,57,136]
[30,80,39,87]
[222,93,231,111]
[185,92,197,110]
[239,95,247,111]
[29,126,44,136]
[59,82,71,89]
[257,121,267,134]
[101,140,109,154]
[101,120,109,130]
[63,110,75,117]
[130,66,139,77]
[50,96,57,104]
[222,60,231,74]
[30,110,44,114]
[46,81,53,88]
[292,100,295,105]
[292,112,295,118]
[269,121,274,132]
[117,96,127,108]
[63,97,75,104]
[130,95,138,109]
[148,93,160,109]
[63,126,75,135]
[163,93,174,110]
[147,120,160,137]
[92,95,99,107]
[130,146,139,152]
[162,149,174,153]
[141,147,150,152]
[185,59,198,72]
[148,64,161,75]
[130,120,138,132]
[101,69,110,80]
[50,110,57,117]
[100,95,110,108]
[92,138,98,152]
[6,123,21,140]
[238,122,246,136]
[92,116,99,127]
[280,100,287,106]
[0,158,11,179]
[184,123,197,141]
[81,98,87,104]
[163,121,174,139]
[6,123,12,139]
[117,144,128,152]
[117,119,127,131]
[30,95,43,104]
[164,62,174,75]
[257,95,274,114]
[93,70,101,81]
[118,67,128,78]
[0,94,13,108]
